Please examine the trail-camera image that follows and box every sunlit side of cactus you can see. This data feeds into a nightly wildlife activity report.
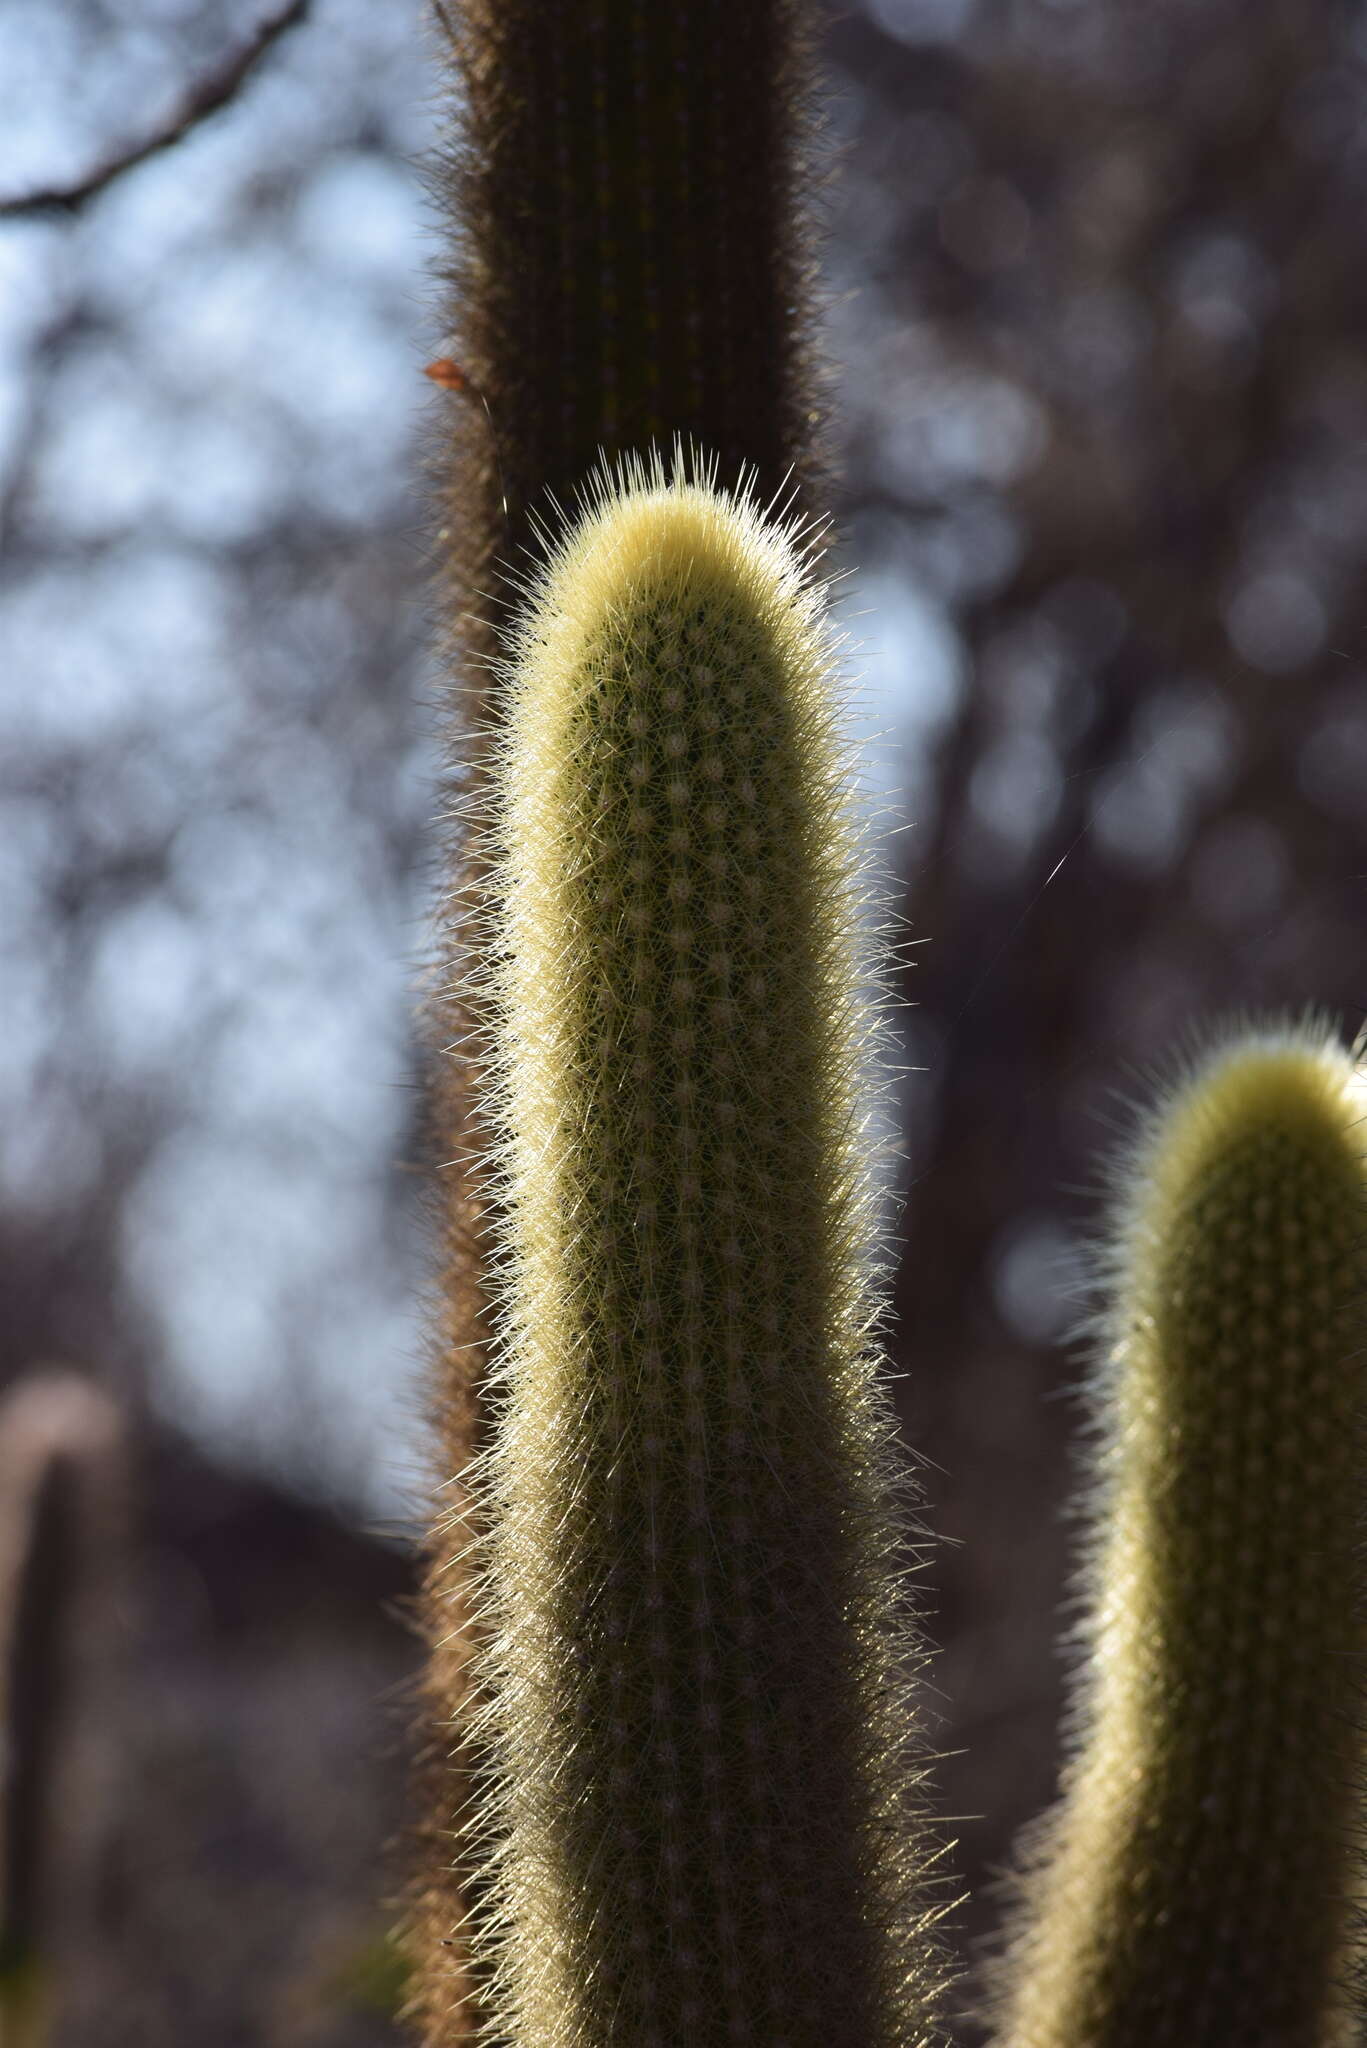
[462,454,944,2048]
[987,1022,1367,2047]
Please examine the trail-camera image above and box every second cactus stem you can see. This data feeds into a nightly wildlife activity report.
[463,454,945,2048]
[988,1023,1367,2047]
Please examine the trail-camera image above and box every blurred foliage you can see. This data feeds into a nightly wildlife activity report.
[330,1928,412,2019]
[0,0,434,1509]
[823,2,1367,2006]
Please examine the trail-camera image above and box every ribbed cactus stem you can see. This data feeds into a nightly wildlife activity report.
[988,1022,1367,2047]
[464,454,943,2048]
[416,11,824,2028]
[433,0,820,575]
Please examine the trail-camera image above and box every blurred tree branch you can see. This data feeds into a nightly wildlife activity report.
[0,0,310,219]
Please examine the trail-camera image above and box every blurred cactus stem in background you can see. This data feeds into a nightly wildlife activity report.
[0,1372,125,2048]
[430,0,822,600]
[987,1022,1367,2047]
[455,452,946,2048]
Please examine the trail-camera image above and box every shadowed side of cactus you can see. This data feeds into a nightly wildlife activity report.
[986,1022,1367,2048]
[431,0,823,594]
[461,454,945,2048]
[0,1372,125,2048]
[415,11,825,2029]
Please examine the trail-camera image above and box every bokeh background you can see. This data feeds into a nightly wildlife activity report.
[3,0,1365,2038]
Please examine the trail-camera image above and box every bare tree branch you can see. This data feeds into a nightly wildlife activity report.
[0,0,310,219]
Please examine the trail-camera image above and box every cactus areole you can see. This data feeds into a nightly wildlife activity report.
[459,454,942,2048]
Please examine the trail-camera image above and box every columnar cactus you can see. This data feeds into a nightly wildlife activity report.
[416,10,824,2026]
[987,1022,1367,2047]
[457,453,944,2048]
[431,0,821,590]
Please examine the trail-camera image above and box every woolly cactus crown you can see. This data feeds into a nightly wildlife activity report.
[988,1019,1367,2048]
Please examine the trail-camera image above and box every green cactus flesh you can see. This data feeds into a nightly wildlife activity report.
[989,1024,1367,2047]
[463,456,943,2048]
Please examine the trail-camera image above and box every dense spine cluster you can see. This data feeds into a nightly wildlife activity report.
[463,457,943,2048]
[988,1024,1367,2047]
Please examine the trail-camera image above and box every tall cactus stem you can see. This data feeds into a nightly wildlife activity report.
[430,0,824,613]
[458,450,945,2048]
[986,1020,1367,2047]
[414,9,826,2030]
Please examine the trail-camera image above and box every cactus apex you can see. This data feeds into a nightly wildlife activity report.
[452,447,949,2048]
[986,1016,1367,2048]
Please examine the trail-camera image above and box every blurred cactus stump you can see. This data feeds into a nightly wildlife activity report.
[0,1374,126,2048]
